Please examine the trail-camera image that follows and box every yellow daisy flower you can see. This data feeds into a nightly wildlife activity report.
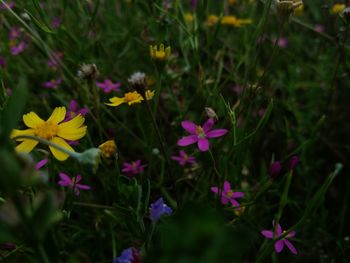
[149,44,171,60]
[106,90,154,107]
[11,107,87,161]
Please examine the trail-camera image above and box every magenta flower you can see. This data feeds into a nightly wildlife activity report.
[96,79,121,93]
[122,160,146,177]
[261,221,298,255]
[8,27,21,40]
[47,51,63,70]
[269,161,282,179]
[65,99,89,121]
[274,37,288,48]
[43,78,62,89]
[35,159,48,170]
[51,17,61,29]
[211,181,244,207]
[58,173,91,196]
[171,150,196,166]
[288,155,300,170]
[10,41,27,55]
[177,118,228,152]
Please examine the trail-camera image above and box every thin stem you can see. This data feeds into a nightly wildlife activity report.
[12,135,79,159]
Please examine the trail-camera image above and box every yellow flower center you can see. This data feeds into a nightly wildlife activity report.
[124,92,142,103]
[227,190,234,198]
[196,126,205,137]
[34,122,58,140]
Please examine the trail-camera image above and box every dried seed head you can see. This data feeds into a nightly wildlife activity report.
[77,63,99,80]
[128,72,147,96]
[204,107,218,121]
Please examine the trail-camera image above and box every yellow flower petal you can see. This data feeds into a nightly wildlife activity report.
[15,139,38,153]
[23,112,44,128]
[106,97,125,107]
[46,107,66,124]
[57,126,87,141]
[49,137,75,161]
[10,129,35,141]
[57,115,86,141]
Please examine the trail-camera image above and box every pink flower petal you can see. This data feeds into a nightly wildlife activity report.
[77,184,91,190]
[35,159,48,170]
[284,239,297,255]
[276,223,283,236]
[232,192,245,198]
[211,186,219,193]
[197,138,209,151]
[181,121,197,134]
[261,230,274,239]
[177,135,198,146]
[221,196,229,205]
[288,231,296,238]
[202,118,215,132]
[223,181,231,192]
[229,198,240,207]
[274,240,284,253]
[206,129,228,138]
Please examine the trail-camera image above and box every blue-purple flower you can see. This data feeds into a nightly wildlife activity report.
[149,197,172,221]
[113,247,142,263]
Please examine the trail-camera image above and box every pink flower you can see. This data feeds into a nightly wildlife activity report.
[35,159,48,170]
[58,173,91,196]
[122,160,146,177]
[96,79,121,93]
[51,17,61,29]
[43,78,62,89]
[65,99,89,121]
[211,181,244,207]
[8,27,21,40]
[171,150,196,166]
[10,41,27,55]
[315,24,325,33]
[261,221,298,255]
[177,118,228,152]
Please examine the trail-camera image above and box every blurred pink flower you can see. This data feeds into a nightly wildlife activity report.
[171,150,197,166]
[96,79,121,93]
[177,118,228,152]
[43,78,62,89]
[261,221,298,255]
[65,99,89,121]
[122,160,146,177]
[315,24,325,33]
[58,173,91,196]
[51,17,61,29]
[211,181,244,207]
[10,41,27,55]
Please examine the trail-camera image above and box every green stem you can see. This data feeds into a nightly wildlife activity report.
[12,135,79,159]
